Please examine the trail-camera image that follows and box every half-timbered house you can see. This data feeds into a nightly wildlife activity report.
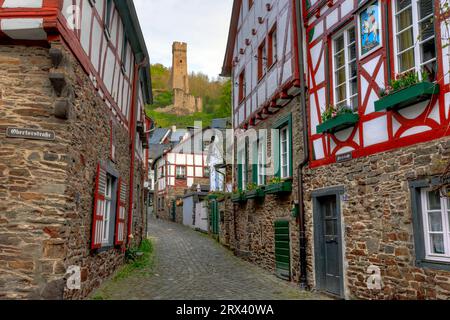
[0,0,152,299]
[221,0,306,283]
[303,0,450,299]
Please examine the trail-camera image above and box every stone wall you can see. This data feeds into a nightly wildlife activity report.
[225,98,306,282]
[0,44,69,299]
[0,43,147,300]
[304,136,450,300]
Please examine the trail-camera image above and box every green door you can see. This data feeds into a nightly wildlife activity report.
[275,220,291,281]
[171,200,176,222]
[210,200,219,235]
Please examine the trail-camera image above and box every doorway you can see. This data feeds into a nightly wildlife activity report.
[313,188,345,298]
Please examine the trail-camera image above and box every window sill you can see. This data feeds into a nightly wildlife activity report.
[317,113,359,134]
[375,82,440,112]
[416,259,450,272]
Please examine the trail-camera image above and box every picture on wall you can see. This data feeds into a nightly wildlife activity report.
[359,1,382,57]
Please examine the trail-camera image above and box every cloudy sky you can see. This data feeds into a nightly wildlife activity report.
[134,0,233,79]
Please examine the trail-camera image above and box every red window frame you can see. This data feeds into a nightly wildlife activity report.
[258,40,267,81]
[238,69,246,103]
[268,24,277,68]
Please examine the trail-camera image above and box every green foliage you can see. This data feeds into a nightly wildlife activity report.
[246,183,259,191]
[269,177,283,185]
[379,70,430,97]
[147,64,231,128]
[114,238,154,282]
[151,91,173,109]
[322,104,354,123]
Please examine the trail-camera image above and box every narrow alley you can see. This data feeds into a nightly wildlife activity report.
[92,218,326,300]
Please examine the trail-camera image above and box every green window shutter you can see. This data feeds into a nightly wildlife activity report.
[274,220,291,281]
[252,141,258,184]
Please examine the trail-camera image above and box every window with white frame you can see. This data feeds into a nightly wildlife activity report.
[258,139,266,186]
[102,175,114,244]
[420,189,450,262]
[238,149,247,191]
[393,0,436,80]
[333,26,358,110]
[176,166,186,179]
[280,126,290,179]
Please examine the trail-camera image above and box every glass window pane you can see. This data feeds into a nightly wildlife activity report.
[421,39,436,64]
[351,95,359,110]
[427,190,442,210]
[430,234,445,254]
[336,68,346,85]
[397,7,413,32]
[397,0,412,12]
[428,212,443,232]
[419,0,433,19]
[335,84,346,102]
[398,49,415,72]
[335,51,345,68]
[420,19,434,40]
[422,61,437,81]
[348,28,355,43]
[397,29,414,52]
[350,78,358,95]
[334,35,344,53]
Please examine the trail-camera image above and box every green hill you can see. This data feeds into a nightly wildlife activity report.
[146,64,231,128]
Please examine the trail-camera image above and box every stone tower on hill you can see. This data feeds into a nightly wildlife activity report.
[170,42,203,115]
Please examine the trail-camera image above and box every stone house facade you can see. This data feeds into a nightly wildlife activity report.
[302,0,450,299]
[0,0,152,300]
[222,0,450,300]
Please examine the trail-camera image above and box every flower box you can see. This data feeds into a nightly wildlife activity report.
[375,82,440,112]
[265,181,293,195]
[317,113,359,134]
[231,193,247,203]
[245,188,266,200]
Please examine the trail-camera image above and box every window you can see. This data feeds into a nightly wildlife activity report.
[121,35,128,72]
[158,165,165,178]
[420,189,450,262]
[105,0,113,32]
[176,166,186,179]
[238,69,246,103]
[257,139,266,186]
[273,116,292,179]
[204,166,210,178]
[268,25,277,67]
[258,40,267,80]
[238,148,247,191]
[333,26,358,110]
[393,0,436,80]
[102,175,113,244]
[280,126,290,179]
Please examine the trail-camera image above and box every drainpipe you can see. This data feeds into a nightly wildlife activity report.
[127,56,148,246]
[294,0,309,290]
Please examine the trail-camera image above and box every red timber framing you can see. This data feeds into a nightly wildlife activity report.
[222,0,302,130]
[304,0,450,168]
[0,1,152,247]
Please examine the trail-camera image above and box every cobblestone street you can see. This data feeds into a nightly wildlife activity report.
[92,217,327,300]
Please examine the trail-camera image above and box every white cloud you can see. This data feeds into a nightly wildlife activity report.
[134,0,233,79]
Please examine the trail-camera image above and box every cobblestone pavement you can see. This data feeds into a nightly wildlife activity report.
[92,217,328,300]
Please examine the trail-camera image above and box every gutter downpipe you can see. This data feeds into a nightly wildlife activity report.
[295,0,310,290]
[127,55,148,246]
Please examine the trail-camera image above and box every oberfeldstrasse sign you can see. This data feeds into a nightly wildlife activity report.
[6,128,56,141]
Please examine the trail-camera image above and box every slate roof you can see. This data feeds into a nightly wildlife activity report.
[149,128,170,144]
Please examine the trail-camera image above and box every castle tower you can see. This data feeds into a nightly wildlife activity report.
[171,42,189,93]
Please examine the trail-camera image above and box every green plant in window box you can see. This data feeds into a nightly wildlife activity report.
[231,190,247,203]
[317,104,359,134]
[265,178,293,195]
[376,71,440,112]
[245,183,265,199]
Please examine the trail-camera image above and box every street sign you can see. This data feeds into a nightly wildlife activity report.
[336,151,353,163]
[6,127,56,141]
